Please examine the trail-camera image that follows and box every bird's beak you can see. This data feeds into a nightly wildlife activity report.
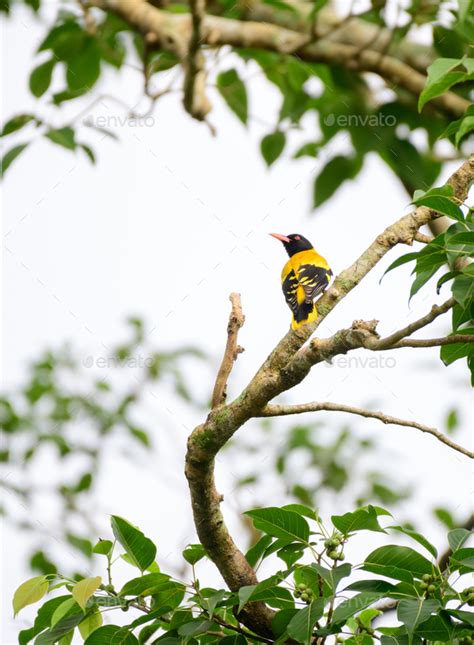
[269,233,291,243]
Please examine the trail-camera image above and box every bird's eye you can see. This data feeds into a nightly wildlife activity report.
[294,235,300,240]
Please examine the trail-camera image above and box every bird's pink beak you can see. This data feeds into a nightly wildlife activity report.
[270,233,291,243]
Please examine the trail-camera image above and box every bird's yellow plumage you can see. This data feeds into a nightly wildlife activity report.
[271,234,332,330]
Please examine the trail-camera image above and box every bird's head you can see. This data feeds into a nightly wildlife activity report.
[270,233,313,257]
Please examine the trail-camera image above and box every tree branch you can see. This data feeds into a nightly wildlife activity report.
[90,0,469,119]
[373,297,456,350]
[259,401,473,459]
[211,292,245,408]
[390,335,474,349]
[183,0,212,121]
[183,155,474,637]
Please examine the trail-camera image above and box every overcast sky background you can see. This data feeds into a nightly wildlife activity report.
[2,3,473,642]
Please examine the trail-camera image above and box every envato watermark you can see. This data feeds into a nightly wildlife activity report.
[83,355,154,369]
[325,355,397,369]
[83,115,156,129]
[324,113,396,127]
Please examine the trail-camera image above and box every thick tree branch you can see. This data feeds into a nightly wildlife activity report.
[91,0,469,119]
[184,156,474,637]
[211,292,245,408]
[259,401,474,459]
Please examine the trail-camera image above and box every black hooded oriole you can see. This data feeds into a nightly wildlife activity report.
[270,233,332,330]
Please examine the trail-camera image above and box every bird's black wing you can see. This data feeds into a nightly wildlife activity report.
[281,269,299,313]
[297,264,332,303]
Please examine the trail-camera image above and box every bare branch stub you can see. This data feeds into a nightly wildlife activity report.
[211,293,245,408]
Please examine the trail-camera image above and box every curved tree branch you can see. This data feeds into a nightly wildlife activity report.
[259,401,474,459]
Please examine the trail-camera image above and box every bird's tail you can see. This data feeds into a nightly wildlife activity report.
[291,302,318,330]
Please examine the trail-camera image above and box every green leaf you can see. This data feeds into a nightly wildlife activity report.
[71,576,101,610]
[312,563,351,593]
[216,69,248,124]
[412,194,464,221]
[119,573,173,596]
[51,598,77,626]
[219,636,247,645]
[332,592,384,625]
[0,143,29,177]
[29,58,56,97]
[314,155,362,207]
[282,504,319,521]
[84,625,122,644]
[178,619,214,637]
[45,127,76,150]
[449,547,474,571]
[111,515,157,571]
[397,598,439,638]
[448,528,471,552]
[244,507,310,543]
[66,37,101,90]
[261,131,285,166]
[286,598,324,644]
[440,328,474,365]
[19,595,71,645]
[332,506,385,535]
[388,526,438,558]
[416,614,453,642]
[452,271,474,307]
[245,534,273,567]
[455,115,474,145]
[345,579,398,594]
[79,611,103,640]
[1,114,36,137]
[419,58,468,111]
[182,543,206,565]
[362,545,433,582]
[13,576,49,616]
[382,252,420,279]
[92,539,113,556]
[36,612,85,645]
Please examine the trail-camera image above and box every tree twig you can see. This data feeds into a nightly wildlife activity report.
[211,293,245,408]
[373,298,456,349]
[259,401,473,459]
[413,232,434,244]
[390,335,474,349]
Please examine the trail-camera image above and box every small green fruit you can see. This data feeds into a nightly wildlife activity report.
[301,592,309,602]
[427,584,436,593]
[422,574,432,582]
[297,583,307,591]
[420,582,428,590]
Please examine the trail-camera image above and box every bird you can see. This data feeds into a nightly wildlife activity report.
[270,233,333,330]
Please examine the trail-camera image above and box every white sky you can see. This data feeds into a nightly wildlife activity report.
[1,5,473,643]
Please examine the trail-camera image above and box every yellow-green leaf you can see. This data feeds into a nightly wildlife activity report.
[79,610,103,639]
[13,576,49,616]
[72,577,102,611]
[52,598,77,626]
